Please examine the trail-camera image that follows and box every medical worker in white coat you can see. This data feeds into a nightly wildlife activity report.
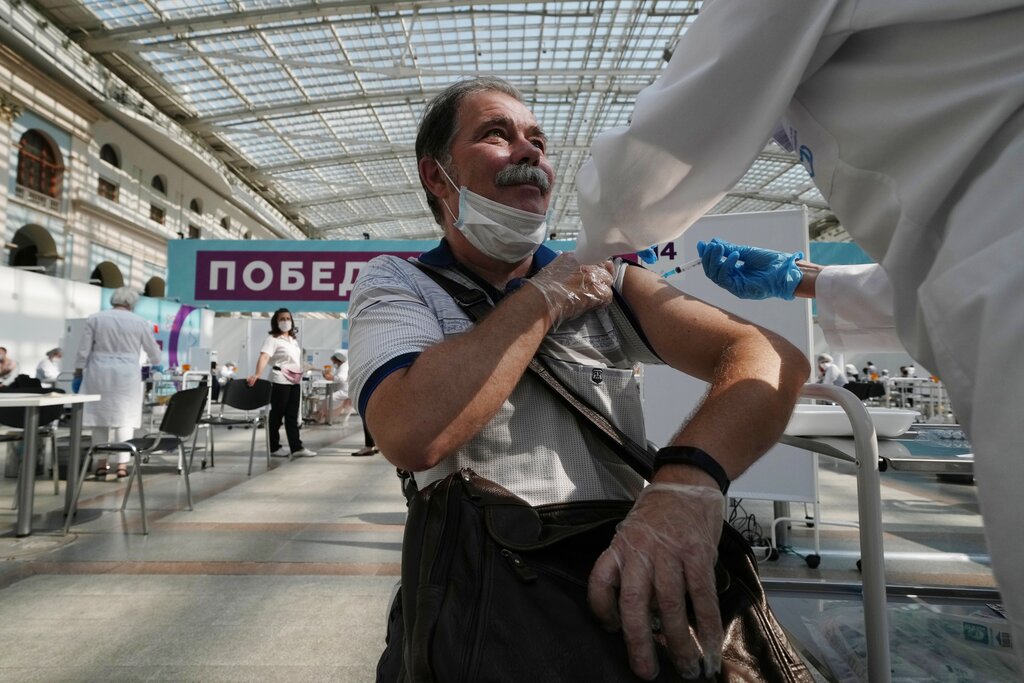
[73,287,161,479]
[575,0,1024,671]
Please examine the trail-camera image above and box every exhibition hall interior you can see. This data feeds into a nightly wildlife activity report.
[1,0,1017,680]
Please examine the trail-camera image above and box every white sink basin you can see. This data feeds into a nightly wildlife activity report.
[785,404,920,438]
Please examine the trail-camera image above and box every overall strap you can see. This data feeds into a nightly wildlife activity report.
[412,260,656,482]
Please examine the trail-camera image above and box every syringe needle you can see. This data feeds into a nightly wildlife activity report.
[660,257,702,279]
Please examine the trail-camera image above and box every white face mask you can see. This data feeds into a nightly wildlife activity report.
[437,164,548,263]
[278,320,293,333]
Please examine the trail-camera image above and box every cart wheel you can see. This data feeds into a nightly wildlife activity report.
[767,548,780,561]
[804,515,815,528]
[201,460,207,470]
[856,559,862,572]
[805,554,821,569]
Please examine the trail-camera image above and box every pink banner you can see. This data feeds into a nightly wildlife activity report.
[195,250,420,301]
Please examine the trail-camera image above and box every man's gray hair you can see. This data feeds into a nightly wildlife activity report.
[110,286,140,310]
[416,77,524,225]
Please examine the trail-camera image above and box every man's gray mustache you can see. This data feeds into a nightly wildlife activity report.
[495,164,550,193]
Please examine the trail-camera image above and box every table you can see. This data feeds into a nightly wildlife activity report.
[0,392,100,536]
[782,424,973,476]
[303,378,344,425]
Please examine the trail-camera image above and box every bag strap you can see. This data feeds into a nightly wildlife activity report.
[411,261,656,484]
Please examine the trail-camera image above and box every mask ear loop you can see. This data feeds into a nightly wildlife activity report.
[435,161,461,223]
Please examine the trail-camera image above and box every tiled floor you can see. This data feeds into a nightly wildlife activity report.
[0,416,1008,681]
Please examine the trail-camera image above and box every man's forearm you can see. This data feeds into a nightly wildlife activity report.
[655,333,808,486]
[366,284,554,470]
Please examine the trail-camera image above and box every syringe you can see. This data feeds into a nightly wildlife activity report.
[660,257,702,279]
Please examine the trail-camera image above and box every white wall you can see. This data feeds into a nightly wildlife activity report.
[0,263,102,374]
[642,210,817,503]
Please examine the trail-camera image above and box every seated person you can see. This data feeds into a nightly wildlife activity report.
[0,347,18,387]
[35,347,62,389]
[348,77,809,680]
[314,350,352,424]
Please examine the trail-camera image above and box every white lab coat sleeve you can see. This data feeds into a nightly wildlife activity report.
[816,264,905,352]
[142,327,161,365]
[574,0,846,263]
[75,317,96,370]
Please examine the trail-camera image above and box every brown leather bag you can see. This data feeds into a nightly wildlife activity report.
[378,468,812,682]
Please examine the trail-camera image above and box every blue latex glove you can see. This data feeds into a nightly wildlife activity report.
[71,375,82,394]
[636,246,659,265]
[696,238,804,300]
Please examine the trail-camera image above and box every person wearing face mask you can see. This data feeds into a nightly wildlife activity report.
[348,77,809,681]
[0,347,18,387]
[815,353,848,388]
[247,309,315,458]
[35,347,63,389]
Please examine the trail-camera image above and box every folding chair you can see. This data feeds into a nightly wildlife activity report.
[0,386,64,505]
[192,378,272,475]
[63,384,207,535]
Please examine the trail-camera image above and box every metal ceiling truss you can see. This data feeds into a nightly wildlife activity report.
[29,0,838,243]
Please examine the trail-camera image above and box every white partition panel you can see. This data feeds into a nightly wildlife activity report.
[642,210,815,503]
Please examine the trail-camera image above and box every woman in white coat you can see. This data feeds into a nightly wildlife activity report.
[314,349,351,425]
[35,347,62,389]
[575,1,1024,668]
[74,287,162,479]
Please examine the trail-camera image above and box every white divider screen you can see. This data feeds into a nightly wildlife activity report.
[641,209,816,503]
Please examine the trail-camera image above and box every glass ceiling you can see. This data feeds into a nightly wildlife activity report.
[37,0,831,241]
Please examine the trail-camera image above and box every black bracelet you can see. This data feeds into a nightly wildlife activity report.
[654,446,730,495]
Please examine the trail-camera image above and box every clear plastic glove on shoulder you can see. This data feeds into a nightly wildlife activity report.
[589,482,726,681]
[526,253,614,328]
[697,238,803,300]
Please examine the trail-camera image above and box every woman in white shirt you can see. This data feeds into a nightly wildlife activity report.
[247,309,315,458]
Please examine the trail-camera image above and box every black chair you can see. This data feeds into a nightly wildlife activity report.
[63,384,208,535]
[0,386,65,505]
[191,378,273,476]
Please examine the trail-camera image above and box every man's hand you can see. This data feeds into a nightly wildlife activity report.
[588,483,726,680]
[697,238,803,300]
[526,253,614,327]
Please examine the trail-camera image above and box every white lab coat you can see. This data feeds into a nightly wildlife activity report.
[328,361,350,404]
[75,308,162,428]
[815,265,903,353]
[576,0,1024,668]
[816,362,847,388]
[35,357,61,388]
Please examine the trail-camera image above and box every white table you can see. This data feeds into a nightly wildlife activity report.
[0,392,100,536]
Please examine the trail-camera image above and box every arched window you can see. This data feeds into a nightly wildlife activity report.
[17,131,64,198]
[220,217,230,232]
[151,175,167,194]
[89,261,125,288]
[189,198,202,214]
[99,144,120,168]
[144,277,166,298]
